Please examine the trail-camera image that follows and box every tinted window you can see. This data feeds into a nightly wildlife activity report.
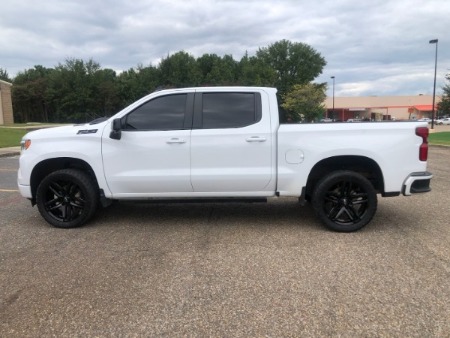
[125,94,187,130]
[202,93,260,129]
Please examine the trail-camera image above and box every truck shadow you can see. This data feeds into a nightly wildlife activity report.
[91,197,429,236]
[93,198,325,232]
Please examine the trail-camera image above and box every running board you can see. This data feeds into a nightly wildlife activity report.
[124,197,268,204]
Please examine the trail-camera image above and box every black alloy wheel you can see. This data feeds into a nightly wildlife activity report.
[36,169,98,228]
[312,170,377,232]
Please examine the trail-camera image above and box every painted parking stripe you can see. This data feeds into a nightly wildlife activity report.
[0,189,19,192]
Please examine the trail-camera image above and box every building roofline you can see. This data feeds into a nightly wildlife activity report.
[329,94,438,99]
[329,105,437,109]
[0,79,13,86]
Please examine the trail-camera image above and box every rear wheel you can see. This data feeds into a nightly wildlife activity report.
[312,171,377,232]
[36,169,98,228]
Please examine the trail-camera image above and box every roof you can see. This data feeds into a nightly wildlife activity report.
[414,105,434,111]
[0,79,13,86]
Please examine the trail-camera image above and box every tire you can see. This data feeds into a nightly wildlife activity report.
[312,170,377,232]
[36,169,98,228]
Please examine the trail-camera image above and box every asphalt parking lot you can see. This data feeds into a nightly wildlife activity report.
[0,148,449,337]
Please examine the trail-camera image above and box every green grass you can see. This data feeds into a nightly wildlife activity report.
[2,123,41,127]
[0,128,28,148]
[429,131,450,146]
[0,123,67,148]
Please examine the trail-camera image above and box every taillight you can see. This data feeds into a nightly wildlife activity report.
[416,127,428,161]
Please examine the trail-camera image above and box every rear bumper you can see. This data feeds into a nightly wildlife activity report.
[402,172,432,196]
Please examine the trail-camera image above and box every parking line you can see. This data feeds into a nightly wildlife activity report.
[0,189,19,192]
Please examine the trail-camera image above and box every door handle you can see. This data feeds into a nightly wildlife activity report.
[246,136,267,142]
[166,138,186,144]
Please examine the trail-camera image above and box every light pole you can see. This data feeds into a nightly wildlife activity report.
[429,39,438,129]
[330,76,335,120]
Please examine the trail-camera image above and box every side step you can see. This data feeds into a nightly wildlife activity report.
[138,198,268,204]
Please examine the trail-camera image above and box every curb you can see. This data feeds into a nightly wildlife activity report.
[0,152,20,158]
[430,144,450,148]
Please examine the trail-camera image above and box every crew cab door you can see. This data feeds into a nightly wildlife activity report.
[102,93,194,196]
[190,90,274,193]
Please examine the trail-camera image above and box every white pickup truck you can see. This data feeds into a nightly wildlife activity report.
[18,87,432,232]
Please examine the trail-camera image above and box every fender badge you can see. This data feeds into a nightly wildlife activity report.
[77,129,98,135]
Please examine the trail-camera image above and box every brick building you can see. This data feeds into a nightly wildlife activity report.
[324,95,441,121]
[0,80,14,125]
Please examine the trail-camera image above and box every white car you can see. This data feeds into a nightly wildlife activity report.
[417,118,431,123]
[436,118,450,125]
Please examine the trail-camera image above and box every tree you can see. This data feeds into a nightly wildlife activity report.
[199,54,238,85]
[256,40,326,97]
[9,40,329,123]
[197,54,236,85]
[159,51,202,87]
[12,65,55,123]
[0,68,12,82]
[48,58,123,122]
[281,83,327,122]
[91,68,121,116]
[438,73,450,117]
[237,52,277,86]
[117,65,160,107]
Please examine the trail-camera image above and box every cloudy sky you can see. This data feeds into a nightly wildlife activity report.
[1,0,449,97]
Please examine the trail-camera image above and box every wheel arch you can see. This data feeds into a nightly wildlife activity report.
[305,155,384,200]
[30,157,100,203]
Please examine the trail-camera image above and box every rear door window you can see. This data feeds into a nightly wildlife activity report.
[194,92,261,129]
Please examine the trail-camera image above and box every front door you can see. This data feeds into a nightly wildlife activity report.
[102,93,194,197]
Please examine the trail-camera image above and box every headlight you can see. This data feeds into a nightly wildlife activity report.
[21,139,31,151]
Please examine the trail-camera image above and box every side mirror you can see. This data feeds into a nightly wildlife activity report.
[110,118,122,140]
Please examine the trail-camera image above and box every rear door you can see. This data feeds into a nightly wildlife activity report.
[190,89,274,193]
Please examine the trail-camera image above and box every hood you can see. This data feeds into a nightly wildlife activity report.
[23,121,110,140]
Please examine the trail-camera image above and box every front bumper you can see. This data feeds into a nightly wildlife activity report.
[18,183,32,199]
[402,172,432,196]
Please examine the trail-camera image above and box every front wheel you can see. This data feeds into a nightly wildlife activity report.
[312,171,377,232]
[36,169,98,228]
